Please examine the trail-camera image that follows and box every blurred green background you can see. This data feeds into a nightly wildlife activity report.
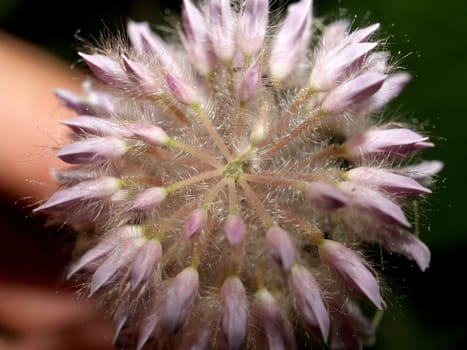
[0,0,465,349]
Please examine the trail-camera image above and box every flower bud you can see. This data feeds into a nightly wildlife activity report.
[346,166,431,196]
[121,55,159,95]
[322,72,387,114]
[269,0,312,82]
[130,187,168,211]
[220,277,248,350]
[318,239,384,309]
[127,21,176,71]
[289,265,330,341]
[224,214,246,245]
[161,266,199,335]
[382,229,431,271]
[304,181,348,210]
[339,181,411,227]
[182,0,214,75]
[252,288,296,350]
[265,226,295,272]
[185,208,208,238]
[61,115,133,138]
[240,61,261,102]
[166,73,198,105]
[367,72,411,111]
[343,128,433,160]
[89,226,145,296]
[56,137,128,164]
[126,123,170,146]
[310,42,377,91]
[401,160,444,181]
[34,176,122,212]
[137,302,159,350]
[238,0,268,56]
[207,0,235,62]
[79,52,128,87]
[130,239,162,290]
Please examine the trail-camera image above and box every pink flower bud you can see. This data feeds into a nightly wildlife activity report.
[89,226,145,295]
[54,88,89,114]
[130,187,168,211]
[402,160,444,181]
[224,214,246,245]
[166,73,198,105]
[265,226,295,272]
[289,265,330,341]
[330,303,370,350]
[239,0,268,56]
[137,303,159,350]
[185,208,208,238]
[61,115,133,138]
[348,23,381,43]
[121,55,159,95]
[252,288,296,350]
[34,176,121,212]
[56,137,128,164]
[343,128,434,160]
[346,167,431,196]
[182,0,214,75]
[162,266,199,335]
[383,230,431,271]
[127,21,176,71]
[220,277,248,350]
[269,0,312,82]
[130,239,162,290]
[207,0,235,62]
[240,61,261,102]
[339,181,411,227]
[67,238,115,279]
[319,20,349,51]
[367,72,411,111]
[322,72,387,114]
[318,239,384,309]
[126,123,170,146]
[311,42,378,91]
[304,181,348,210]
[79,52,128,87]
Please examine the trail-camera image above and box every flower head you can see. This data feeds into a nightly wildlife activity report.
[37,0,442,348]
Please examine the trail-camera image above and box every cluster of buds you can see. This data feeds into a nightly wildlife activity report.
[35,0,442,349]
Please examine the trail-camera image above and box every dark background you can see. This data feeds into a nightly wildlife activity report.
[1,0,466,349]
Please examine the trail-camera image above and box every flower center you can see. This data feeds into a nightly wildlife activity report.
[223,159,244,180]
